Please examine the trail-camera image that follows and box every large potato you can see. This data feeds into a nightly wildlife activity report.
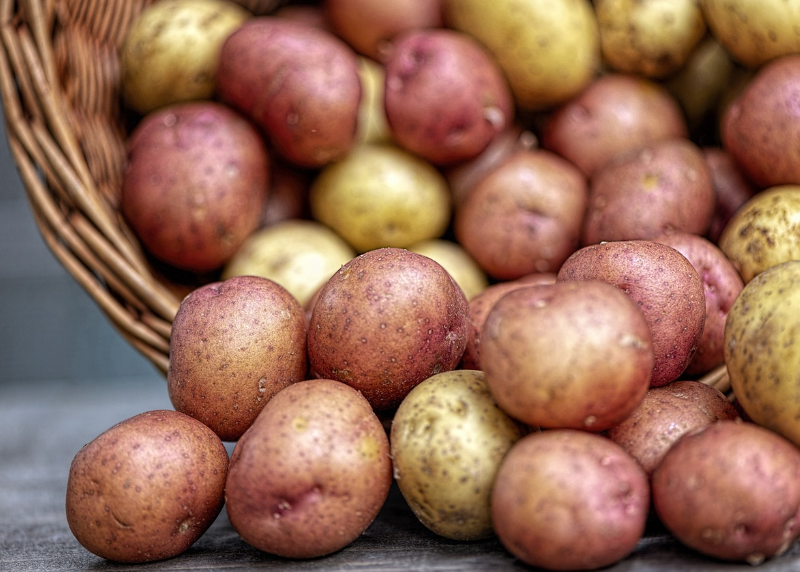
[225,379,392,558]
[653,420,800,565]
[718,186,800,284]
[443,0,600,110]
[481,280,653,431]
[390,370,524,541]
[66,410,229,563]
[492,430,650,570]
[725,260,800,446]
[217,17,361,168]
[595,0,706,79]
[700,0,800,68]
[168,275,308,442]
[120,0,250,114]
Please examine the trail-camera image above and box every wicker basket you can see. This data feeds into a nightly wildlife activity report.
[0,0,731,392]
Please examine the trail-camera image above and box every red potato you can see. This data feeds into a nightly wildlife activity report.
[382,28,514,166]
[217,17,361,168]
[703,146,759,243]
[324,0,442,61]
[581,138,716,245]
[454,148,588,280]
[557,240,706,387]
[542,74,688,177]
[121,101,269,273]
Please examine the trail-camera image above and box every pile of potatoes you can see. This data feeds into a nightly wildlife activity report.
[64,0,800,569]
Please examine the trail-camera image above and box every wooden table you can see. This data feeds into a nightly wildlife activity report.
[3,376,800,571]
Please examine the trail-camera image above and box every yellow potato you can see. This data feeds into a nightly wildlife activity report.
[718,185,800,283]
[443,0,600,110]
[595,0,706,79]
[121,0,250,114]
[309,144,451,252]
[390,370,524,540]
[222,219,356,308]
[355,57,392,145]
[408,239,489,300]
[725,260,800,447]
[701,0,800,68]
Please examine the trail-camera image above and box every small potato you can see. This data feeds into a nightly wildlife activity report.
[382,28,514,165]
[444,0,600,110]
[121,0,250,114]
[595,0,706,79]
[481,281,653,431]
[259,159,311,227]
[407,239,489,301]
[725,260,800,447]
[542,74,688,177]
[606,380,739,477]
[581,138,716,245]
[222,219,355,308]
[390,370,524,541]
[66,410,229,563]
[652,420,800,565]
[492,430,650,571]
[225,379,392,558]
[558,240,706,387]
[121,101,269,273]
[718,186,800,284]
[454,148,588,280]
[217,17,361,168]
[168,275,308,442]
[701,0,800,68]
[355,57,392,145]
[309,143,451,253]
[703,146,758,244]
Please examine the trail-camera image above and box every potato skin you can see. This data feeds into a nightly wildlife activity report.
[606,380,739,477]
[121,101,269,273]
[307,248,469,411]
[652,420,800,564]
[65,410,229,563]
[168,275,308,442]
[492,430,649,571]
[390,370,524,541]
[725,260,800,446]
[225,379,392,558]
[481,281,653,431]
[217,17,361,167]
[558,240,706,387]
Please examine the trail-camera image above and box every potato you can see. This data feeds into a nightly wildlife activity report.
[231,0,286,15]
[606,380,739,478]
[652,420,800,565]
[407,239,488,301]
[217,17,361,168]
[382,28,514,166]
[121,101,269,273]
[444,0,600,110]
[581,138,716,245]
[481,280,653,431]
[65,410,229,563]
[324,0,443,60]
[390,370,524,541]
[651,231,744,375]
[309,143,451,253]
[718,186,800,284]
[454,148,588,280]
[595,0,706,79]
[225,379,392,558]
[725,260,800,446]
[168,275,308,442]
[542,74,688,177]
[721,55,800,188]
[700,0,800,68]
[355,57,392,145]
[492,429,650,571]
[259,159,311,227]
[703,146,758,244]
[120,0,250,115]
[307,248,469,411]
[557,240,706,387]
[222,219,355,308]
[461,273,556,371]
